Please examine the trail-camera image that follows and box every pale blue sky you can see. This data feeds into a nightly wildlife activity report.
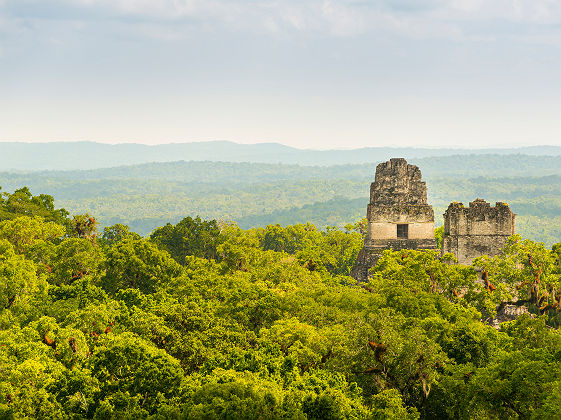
[1,0,560,149]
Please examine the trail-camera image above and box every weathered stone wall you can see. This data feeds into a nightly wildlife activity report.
[352,158,438,281]
[367,205,434,223]
[370,158,428,206]
[443,199,515,265]
[352,248,384,282]
[443,235,511,266]
[366,203,435,243]
[367,238,440,251]
[367,222,434,241]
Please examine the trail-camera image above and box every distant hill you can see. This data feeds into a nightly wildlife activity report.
[1,141,561,170]
[1,156,560,245]
[2,154,561,185]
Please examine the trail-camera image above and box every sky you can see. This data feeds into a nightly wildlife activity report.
[0,0,560,149]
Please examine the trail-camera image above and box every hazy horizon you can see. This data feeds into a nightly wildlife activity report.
[2,139,561,152]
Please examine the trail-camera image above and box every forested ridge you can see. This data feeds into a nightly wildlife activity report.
[2,187,561,419]
[1,155,560,245]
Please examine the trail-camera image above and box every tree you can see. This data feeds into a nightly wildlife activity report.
[103,238,182,294]
[0,216,65,255]
[89,332,184,416]
[150,216,222,265]
[183,369,286,419]
[474,236,560,314]
[100,223,140,247]
[434,226,444,249]
[371,389,419,420]
[0,187,70,229]
[45,238,105,286]
[71,214,98,241]
[0,240,42,314]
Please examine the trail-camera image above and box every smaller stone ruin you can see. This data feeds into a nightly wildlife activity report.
[488,303,530,329]
[442,199,516,265]
[352,158,438,281]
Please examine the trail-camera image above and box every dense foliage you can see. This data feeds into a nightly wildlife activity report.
[2,189,561,419]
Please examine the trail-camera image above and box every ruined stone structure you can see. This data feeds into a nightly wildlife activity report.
[442,199,516,265]
[351,158,438,281]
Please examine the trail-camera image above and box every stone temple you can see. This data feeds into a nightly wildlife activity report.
[351,158,438,281]
[442,199,516,265]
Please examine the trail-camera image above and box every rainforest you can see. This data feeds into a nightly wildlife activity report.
[4,0,561,414]
[1,186,561,419]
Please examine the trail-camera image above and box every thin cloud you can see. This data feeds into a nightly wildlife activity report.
[1,0,560,41]
[446,0,561,24]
